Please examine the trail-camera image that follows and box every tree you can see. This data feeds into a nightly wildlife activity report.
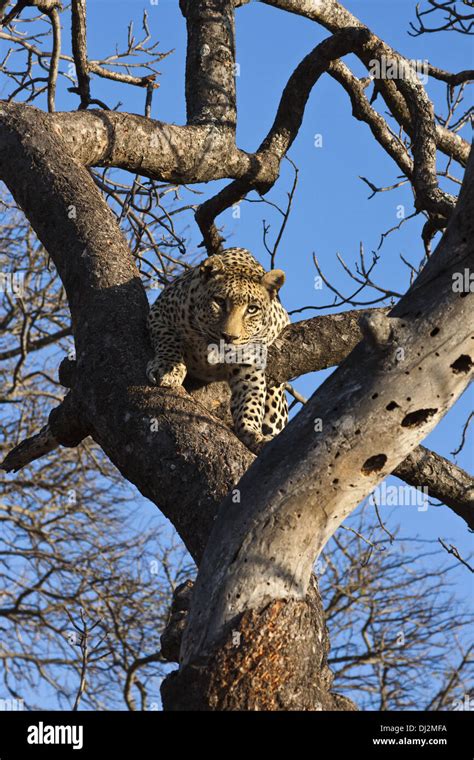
[0,0,472,711]
[320,505,473,711]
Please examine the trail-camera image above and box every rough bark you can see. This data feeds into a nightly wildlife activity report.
[266,308,389,384]
[162,577,356,711]
[180,0,237,129]
[395,446,474,529]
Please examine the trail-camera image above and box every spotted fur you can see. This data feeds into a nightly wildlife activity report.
[147,247,290,453]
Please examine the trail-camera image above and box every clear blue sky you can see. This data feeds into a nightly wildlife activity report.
[6,0,473,708]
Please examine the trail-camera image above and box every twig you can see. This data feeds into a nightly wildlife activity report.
[451,411,473,456]
[438,538,474,573]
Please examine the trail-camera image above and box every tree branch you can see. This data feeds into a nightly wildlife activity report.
[259,0,470,167]
[394,446,473,530]
[70,0,91,109]
[179,0,237,129]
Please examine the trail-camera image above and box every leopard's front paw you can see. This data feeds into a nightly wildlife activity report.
[238,430,274,455]
[249,434,274,455]
[147,360,186,387]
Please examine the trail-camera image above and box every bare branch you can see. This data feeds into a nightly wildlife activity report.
[70,0,90,109]
[438,538,474,572]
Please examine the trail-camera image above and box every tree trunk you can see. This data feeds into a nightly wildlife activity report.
[162,577,356,711]
[164,149,474,710]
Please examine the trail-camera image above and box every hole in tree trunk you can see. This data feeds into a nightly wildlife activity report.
[361,454,387,475]
[450,355,472,374]
[401,408,438,427]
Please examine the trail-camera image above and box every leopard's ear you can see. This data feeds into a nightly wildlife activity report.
[260,269,285,296]
[199,256,224,279]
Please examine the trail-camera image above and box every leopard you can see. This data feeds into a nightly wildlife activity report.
[146,247,290,453]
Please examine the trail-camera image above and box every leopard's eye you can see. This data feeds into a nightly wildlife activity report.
[247,303,260,315]
[212,297,226,309]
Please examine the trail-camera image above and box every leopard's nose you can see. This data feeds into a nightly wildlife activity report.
[222,331,239,343]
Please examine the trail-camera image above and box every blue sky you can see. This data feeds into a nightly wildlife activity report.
[2,0,473,708]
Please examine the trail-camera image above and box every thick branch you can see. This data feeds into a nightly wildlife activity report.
[46,5,60,112]
[266,308,389,385]
[394,446,474,530]
[49,110,253,183]
[71,0,91,109]
[195,28,388,251]
[196,310,474,528]
[180,0,237,129]
[0,0,58,26]
[1,392,88,472]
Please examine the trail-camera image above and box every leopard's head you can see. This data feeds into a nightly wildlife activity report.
[193,251,285,346]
